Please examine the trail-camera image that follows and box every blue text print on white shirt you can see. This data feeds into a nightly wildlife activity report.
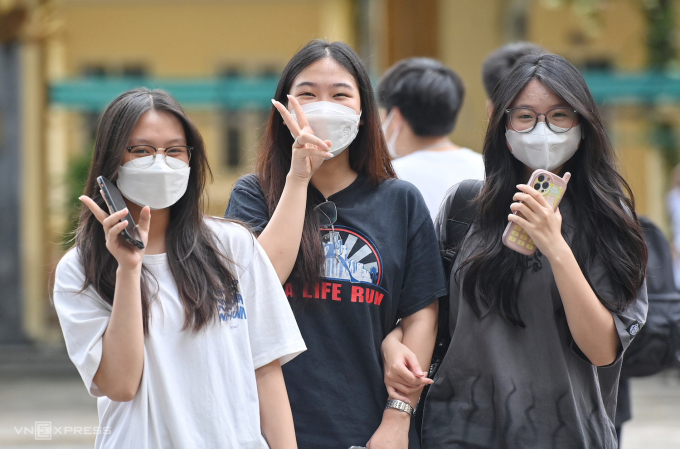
[218,293,246,322]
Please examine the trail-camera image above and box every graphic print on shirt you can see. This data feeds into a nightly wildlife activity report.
[218,291,246,323]
[321,226,382,284]
[284,225,387,305]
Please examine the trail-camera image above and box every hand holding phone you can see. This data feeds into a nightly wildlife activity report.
[97,176,145,250]
[79,188,150,271]
[502,169,570,256]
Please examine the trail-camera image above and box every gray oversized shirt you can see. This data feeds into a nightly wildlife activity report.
[421,185,648,449]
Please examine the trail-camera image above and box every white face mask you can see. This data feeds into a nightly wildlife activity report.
[116,156,191,210]
[506,122,582,172]
[291,101,361,158]
[382,109,402,159]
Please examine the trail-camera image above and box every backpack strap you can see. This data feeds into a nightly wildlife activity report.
[430,179,484,373]
[415,179,484,438]
[441,179,484,283]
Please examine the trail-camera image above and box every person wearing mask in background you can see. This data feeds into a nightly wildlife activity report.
[378,58,484,220]
[482,41,546,108]
[387,53,649,448]
[225,40,445,449]
[53,88,305,449]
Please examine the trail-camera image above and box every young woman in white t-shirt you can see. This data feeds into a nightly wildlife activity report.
[53,88,306,449]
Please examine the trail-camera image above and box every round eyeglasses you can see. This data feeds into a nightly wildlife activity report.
[126,145,193,169]
[505,107,577,133]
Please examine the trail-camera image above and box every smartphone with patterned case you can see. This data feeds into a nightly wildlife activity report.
[502,169,570,256]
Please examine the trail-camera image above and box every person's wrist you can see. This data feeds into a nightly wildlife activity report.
[116,263,142,276]
[544,237,572,264]
[286,170,311,185]
[382,406,412,427]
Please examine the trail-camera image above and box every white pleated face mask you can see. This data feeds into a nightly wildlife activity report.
[117,156,191,210]
[291,101,361,158]
[506,122,582,172]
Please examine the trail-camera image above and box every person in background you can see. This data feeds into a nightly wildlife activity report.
[482,41,546,106]
[378,58,484,220]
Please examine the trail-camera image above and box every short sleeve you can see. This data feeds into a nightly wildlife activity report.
[53,250,111,397]
[224,174,271,234]
[574,256,648,363]
[398,191,448,318]
[238,235,307,369]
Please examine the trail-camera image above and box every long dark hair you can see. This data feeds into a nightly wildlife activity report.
[460,53,647,326]
[76,88,240,333]
[255,40,395,292]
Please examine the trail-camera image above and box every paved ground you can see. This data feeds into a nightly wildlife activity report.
[0,347,678,448]
[621,369,680,449]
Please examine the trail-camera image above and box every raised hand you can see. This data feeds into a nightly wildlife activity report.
[271,95,333,181]
[80,194,151,271]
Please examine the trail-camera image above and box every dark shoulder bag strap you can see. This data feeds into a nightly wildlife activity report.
[435,179,484,355]
[415,179,483,439]
[441,179,485,284]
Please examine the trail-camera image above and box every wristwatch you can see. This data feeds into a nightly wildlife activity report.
[385,399,415,416]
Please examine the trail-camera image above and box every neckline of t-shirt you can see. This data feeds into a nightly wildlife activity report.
[410,147,474,157]
[143,253,168,265]
[310,172,370,203]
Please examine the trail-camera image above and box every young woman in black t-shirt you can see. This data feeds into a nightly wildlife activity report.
[225,40,446,449]
[383,53,648,448]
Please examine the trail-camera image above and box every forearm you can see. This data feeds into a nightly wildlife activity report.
[381,324,404,359]
[399,303,438,405]
[374,303,438,443]
[94,266,145,401]
[258,174,309,283]
[549,244,619,366]
[256,360,298,449]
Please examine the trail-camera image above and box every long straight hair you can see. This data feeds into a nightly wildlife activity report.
[255,40,395,292]
[76,88,240,333]
[459,54,647,326]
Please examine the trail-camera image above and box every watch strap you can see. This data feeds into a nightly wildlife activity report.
[385,399,415,416]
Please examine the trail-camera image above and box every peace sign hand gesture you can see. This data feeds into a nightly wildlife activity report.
[272,95,333,182]
[80,195,151,271]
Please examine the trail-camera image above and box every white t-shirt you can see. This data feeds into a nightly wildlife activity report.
[392,148,485,220]
[53,218,306,449]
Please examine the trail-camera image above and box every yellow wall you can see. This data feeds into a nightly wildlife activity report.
[529,0,646,70]
[437,0,505,152]
[58,0,355,76]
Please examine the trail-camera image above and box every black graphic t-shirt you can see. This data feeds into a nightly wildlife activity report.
[421,186,648,449]
[225,173,447,449]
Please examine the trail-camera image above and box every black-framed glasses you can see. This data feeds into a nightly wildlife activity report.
[126,145,193,169]
[505,107,577,133]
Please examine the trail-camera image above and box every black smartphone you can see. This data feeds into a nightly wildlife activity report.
[96,176,145,250]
